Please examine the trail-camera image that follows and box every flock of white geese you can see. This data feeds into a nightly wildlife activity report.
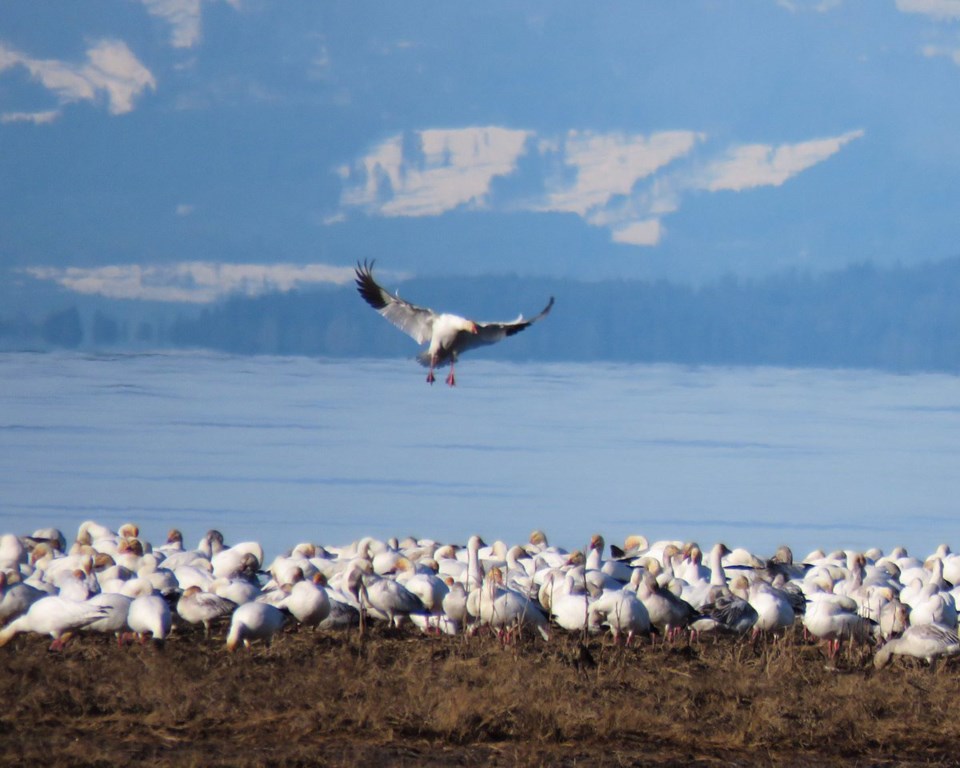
[2,521,959,670]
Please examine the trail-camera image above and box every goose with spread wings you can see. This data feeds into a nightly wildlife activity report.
[355,261,554,386]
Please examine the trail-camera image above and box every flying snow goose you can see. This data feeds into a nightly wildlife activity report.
[354,260,554,385]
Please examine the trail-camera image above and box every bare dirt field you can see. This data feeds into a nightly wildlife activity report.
[2,622,959,767]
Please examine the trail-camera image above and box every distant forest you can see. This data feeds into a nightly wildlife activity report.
[4,257,960,374]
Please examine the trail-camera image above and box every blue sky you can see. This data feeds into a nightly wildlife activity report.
[3,1,960,304]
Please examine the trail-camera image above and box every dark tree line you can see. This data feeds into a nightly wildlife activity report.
[164,258,960,373]
[4,256,960,373]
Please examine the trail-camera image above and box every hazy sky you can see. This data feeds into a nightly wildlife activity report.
[3,1,960,303]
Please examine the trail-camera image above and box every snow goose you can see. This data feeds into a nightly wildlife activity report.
[803,584,875,657]
[394,558,449,615]
[177,586,236,637]
[280,573,331,628]
[874,623,960,670]
[550,570,593,633]
[681,543,730,609]
[938,548,960,585]
[318,592,361,630]
[114,537,148,572]
[361,571,425,628]
[654,544,683,587]
[588,579,650,644]
[899,576,926,609]
[746,579,796,638]
[126,593,172,644]
[635,572,699,640]
[464,535,486,593]
[0,571,46,625]
[0,533,26,571]
[211,546,263,581]
[876,597,909,641]
[226,601,286,651]
[761,545,811,581]
[409,612,460,636]
[25,528,67,557]
[371,544,404,576]
[77,520,119,552]
[82,593,133,643]
[209,576,261,605]
[137,556,180,597]
[614,534,650,561]
[503,546,537,595]
[355,260,554,386]
[341,558,374,633]
[194,530,225,559]
[723,547,765,570]
[0,594,110,650]
[526,534,571,572]
[159,541,214,571]
[154,529,185,555]
[95,562,133,594]
[638,540,668,567]
[441,579,469,632]
[56,568,96,602]
[431,546,463,583]
[474,567,550,641]
[119,576,158,598]
[692,591,758,637]
[171,561,215,592]
[907,587,957,628]
[537,566,578,615]
[586,535,633,584]
[896,556,929,586]
[30,545,94,587]
[677,543,709,584]
[525,530,551,556]
[264,552,319,590]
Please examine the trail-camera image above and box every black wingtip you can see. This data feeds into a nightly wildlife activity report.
[354,258,375,286]
[355,259,387,310]
[532,296,555,322]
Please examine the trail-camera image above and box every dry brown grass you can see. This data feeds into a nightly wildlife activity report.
[2,621,960,767]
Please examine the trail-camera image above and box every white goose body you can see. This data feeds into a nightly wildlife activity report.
[874,623,960,669]
[0,595,109,649]
[226,601,286,651]
[355,261,553,386]
[127,593,172,642]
